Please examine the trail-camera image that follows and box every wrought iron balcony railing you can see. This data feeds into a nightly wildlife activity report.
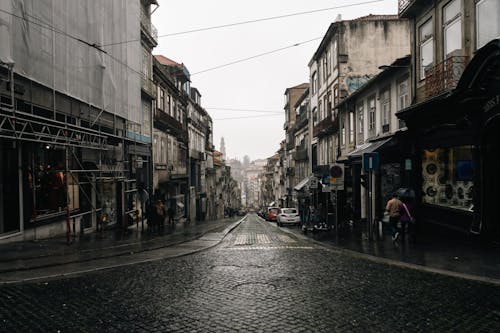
[398,0,413,15]
[424,55,469,99]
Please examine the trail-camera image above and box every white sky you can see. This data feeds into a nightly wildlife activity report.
[152,0,398,161]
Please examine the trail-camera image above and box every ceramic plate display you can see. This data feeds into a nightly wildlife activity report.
[426,186,437,197]
[426,163,438,175]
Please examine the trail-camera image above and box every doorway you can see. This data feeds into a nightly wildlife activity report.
[483,117,500,243]
[0,142,20,234]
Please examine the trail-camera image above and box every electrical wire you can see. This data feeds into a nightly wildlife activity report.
[214,114,283,120]
[100,0,386,47]
[206,107,282,113]
[191,37,322,76]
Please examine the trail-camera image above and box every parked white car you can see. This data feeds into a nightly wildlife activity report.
[277,208,301,227]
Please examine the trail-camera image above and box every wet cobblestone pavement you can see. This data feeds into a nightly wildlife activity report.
[1,214,499,332]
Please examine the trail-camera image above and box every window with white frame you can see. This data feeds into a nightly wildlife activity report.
[332,41,338,69]
[476,0,500,49]
[398,78,409,128]
[327,92,332,117]
[419,19,434,79]
[340,113,346,146]
[380,88,390,133]
[443,0,462,57]
[165,94,171,115]
[368,96,376,135]
[311,72,318,94]
[160,137,166,163]
[357,102,364,135]
[154,135,159,162]
[322,56,328,82]
[318,62,323,87]
[326,49,331,76]
[349,110,355,144]
[157,87,164,111]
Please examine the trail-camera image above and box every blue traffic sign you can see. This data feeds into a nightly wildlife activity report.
[363,152,379,172]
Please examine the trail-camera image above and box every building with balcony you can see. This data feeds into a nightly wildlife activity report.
[396,0,500,243]
[336,55,412,225]
[152,55,189,218]
[307,14,410,225]
[0,0,158,242]
[283,83,308,207]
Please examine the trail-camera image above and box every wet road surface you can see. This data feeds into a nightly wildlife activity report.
[1,214,499,332]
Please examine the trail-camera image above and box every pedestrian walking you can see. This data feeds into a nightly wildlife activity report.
[385,193,403,242]
[154,199,166,233]
[400,198,416,243]
[167,205,175,229]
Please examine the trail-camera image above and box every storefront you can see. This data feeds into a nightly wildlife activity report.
[397,39,500,242]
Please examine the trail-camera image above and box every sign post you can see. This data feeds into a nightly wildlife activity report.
[362,152,379,240]
[330,164,344,237]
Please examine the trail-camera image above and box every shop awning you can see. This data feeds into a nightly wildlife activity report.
[347,137,393,159]
[294,175,311,191]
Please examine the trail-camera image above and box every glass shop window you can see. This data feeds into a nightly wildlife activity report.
[421,146,474,211]
[24,145,77,221]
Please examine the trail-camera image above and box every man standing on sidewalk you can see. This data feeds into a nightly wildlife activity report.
[386,193,402,242]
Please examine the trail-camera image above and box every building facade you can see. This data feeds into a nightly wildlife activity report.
[308,14,411,224]
[397,0,500,243]
[0,0,158,242]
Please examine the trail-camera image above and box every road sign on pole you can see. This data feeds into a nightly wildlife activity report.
[329,164,344,190]
[363,152,379,173]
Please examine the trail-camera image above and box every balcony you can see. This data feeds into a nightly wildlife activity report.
[141,73,155,97]
[313,115,338,138]
[293,147,308,161]
[140,8,158,44]
[154,109,188,140]
[424,56,469,99]
[170,163,187,179]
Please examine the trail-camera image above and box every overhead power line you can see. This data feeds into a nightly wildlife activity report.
[191,37,322,76]
[206,107,282,114]
[100,0,386,47]
[214,114,283,121]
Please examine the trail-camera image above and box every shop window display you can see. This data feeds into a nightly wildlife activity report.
[421,146,474,211]
[24,145,77,221]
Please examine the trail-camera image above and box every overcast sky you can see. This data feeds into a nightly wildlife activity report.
[152,0,398,161]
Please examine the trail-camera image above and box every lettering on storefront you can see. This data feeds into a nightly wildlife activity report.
[483,95,500,113]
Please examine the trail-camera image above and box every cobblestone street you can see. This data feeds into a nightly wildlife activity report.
[1,215,499,332]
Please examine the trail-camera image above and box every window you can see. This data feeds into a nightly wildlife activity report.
[476,0,500,49]
[443,0,462,57]
[421,146,474,211]
[327,92,332,117]
[143,100,151,137]
[312,107,318,126]
[157,87,164,111]
[318,63,323,87]
[419,19,434,79]
[160,137,166,163]
[165,94,171,115]
[398,78,409,128]
[332,41,338,69]
[326,49,331,76]
[311,72,318,94]
[340,113,345,146]
[349,110,355,144]
[318,101,323,121]
[368,96,376,134]
[380,89,390,133]
[322,56,328,82]
[357,102,364,135]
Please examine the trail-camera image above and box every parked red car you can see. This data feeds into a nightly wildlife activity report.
[266,207,279,222]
